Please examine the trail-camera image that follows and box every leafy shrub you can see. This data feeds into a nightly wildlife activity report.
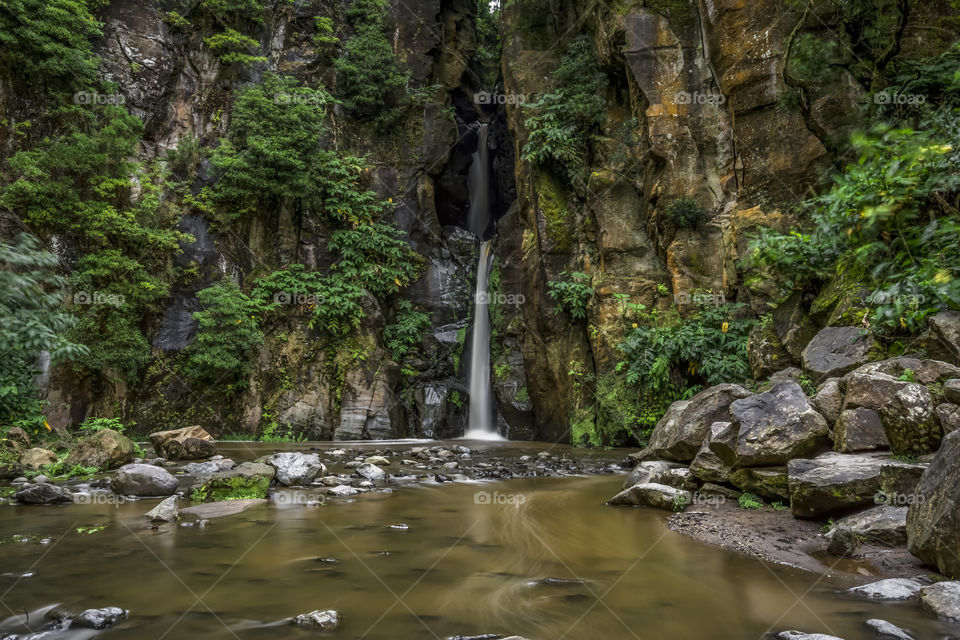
[547,271,594,320]
[203,28,266,66]
[383,300,431,361]
[521,35,607,183]
[79,417,125,433]
[329,223,424,296]
[665,198,707,229]
[738,492,765,510]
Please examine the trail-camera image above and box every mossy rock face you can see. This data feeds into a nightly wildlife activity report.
[728,467,790,501]
[533,168,574,253]
[644,0,696,31]
[189,462,275,502]
[810,260,871,327]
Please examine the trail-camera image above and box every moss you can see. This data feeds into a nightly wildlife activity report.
[570,408,600,447]
[193,475,270,502]
[534,169,574,251]
[810,259,869,326]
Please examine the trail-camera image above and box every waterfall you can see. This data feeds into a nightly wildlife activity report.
[463,123,502,439]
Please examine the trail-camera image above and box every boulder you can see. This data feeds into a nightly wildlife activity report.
[149,426,216,460]
[826,527,861,558]
[623,460,685,489]
[801,326,877,383]
[112,464,179,496]
[188,462,275,502]
[788,453,917,518]
[19,448,57,471]
[850,356,960,385]
[64,429,134,470]
[826,505,907,547]
[356,462,386,481]
[727,381,830,467]
[848,578,925,600]
[6,426,30,448]
[906,430,960,577]
[265,452,326,486]
[879,462,927,500]
[657,467,698,492]
[812,378,843,426]
[919,581,960,621]
[144,495,179,522]
[945,379,960,404]
[637,384,752,462]
[863,618,915,640]
[72,607,128,629]
[748,321,792,380]
[327,485,360,497]
[182,459,235,474]
[14,482,73,505]
[776,632,845,640]
[728,467,789,501]
[689,422,733,483]
[293,609,339,630]
[843,371,942,456]
[606,482,691,511]
[926,311,960,365]
[936,403,960,434]
[363,455,391,466]
[834,408,888,453]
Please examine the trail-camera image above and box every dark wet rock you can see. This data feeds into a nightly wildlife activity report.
[826,505,907,547]
[826,526,861,558]
[848,578,925,600]
[266,452,326,486]
[907,430,960,577]
[925,311,960,365]
[812,378,844,426]
[14,482,73,505]
[606,482,691,511]
[727,381,830,467]
[293,609,339,630]
[788,453,917,518]
[878,383,941,456]
[149,426,216,460]
[623,460,685,489]
[356,463,386,481]
[728,467,789,501]
[434,473,453,482]
[864,618,915,640]
[144,495,179,522]
[920,581,960,621]
[834,408,888,453]
[945,379,960,404]
[112,463,179,496]
[936,403,960,434]
[18,448,56,471]
[802,327,877,383]
[690,422,734,483]
[878,462,927,500]
[64,428,134,470]
[638,384,752,462]
[72,606,128,629]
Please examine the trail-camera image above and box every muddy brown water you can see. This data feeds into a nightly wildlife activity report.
[0,441,957,639]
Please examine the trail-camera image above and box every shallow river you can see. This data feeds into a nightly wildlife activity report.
[1,442,957,639]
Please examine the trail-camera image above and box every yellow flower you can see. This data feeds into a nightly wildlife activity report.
[631,323,638,328]
[394,278,402,287]
[900,317,907,329]
[43,420,51,431]
[721,322,729,333]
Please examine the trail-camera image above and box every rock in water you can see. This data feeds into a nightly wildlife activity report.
[907,430,960,577]
[14,483,73,505]
[826,505,907,547]
[847,578,925,600]
[606,482,691,511]
[293,609,339,630]
[356,463,386,481]
[72,607,128,629]
[864,619,915,640]
[622,460,685,489]
[776,632,846,640]
[149,426,216,460]
[112,464,179,496]
[144,495,179,522]
[919,581,960,621]
[265,452,326,486]
[64,429,134,470]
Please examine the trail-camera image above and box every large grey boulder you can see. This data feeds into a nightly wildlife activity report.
[788,453,917,518]
[637,384,752,462]
[864,618,914,640]
[623,460,685,489]
[606,482,691,511]
[726,381,830,468]
[843,371,942,456]
[64,429,134,470]
[149,425,216,460]
[907,430,960,577]
[936,403,960,434]
[112,464,179,496]
[144,495,179,522]
[801,326,877,383]
[689,422,733,483]
[919,581,960,621]
[850,356,960,385]
[825,505,907,547]
[14,482,73,505]
[19,447,57,471]
[728,467,789,501]
[265,452,326,486]
[356,462,386,482]
[926,311,960,365]
[848,578,925,600]
[812,378,844,425]
[945,379,960,404]
[834,407,888,453]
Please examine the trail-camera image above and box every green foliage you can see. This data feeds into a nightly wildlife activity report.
[771,501,789,511]
[203,28,266,66]
[547,271,594,320]
[521,35,607,183]
[665,198,708,229]
[898,368,917,383]
[672,493,688,512]
[383,300,431,361]
[79,417,125,434]
[329,223,424,296]
[258,413,305,442]
[738,492,765,510]
[186,281,263,391]
[475,0,501,65]
[334,0,409,124]
[191,474,270,501]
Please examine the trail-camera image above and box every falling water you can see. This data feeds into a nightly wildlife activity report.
[464,123,502,439]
